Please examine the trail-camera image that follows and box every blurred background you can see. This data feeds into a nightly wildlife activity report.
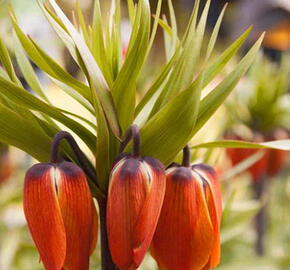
[0,0,289,269]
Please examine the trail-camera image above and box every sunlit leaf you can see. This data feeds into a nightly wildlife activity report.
[49,0,121,138]
[191,33,264,137]
[191,139,290,151]
[0,77,96,153]
[133,71,204,166]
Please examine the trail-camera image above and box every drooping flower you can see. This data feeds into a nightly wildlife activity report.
[151,146,222,270]
[106,125,166,270]
[225,132,268,181]
[23,161,98,270]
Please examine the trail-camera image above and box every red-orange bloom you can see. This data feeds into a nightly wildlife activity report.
[151,163,222,270]
[23,161,98,270]
[107,154,166,270]
[225,132,268,181]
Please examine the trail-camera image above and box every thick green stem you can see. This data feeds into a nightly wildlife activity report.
[253,176,268,256]
[50,131,98,184]
[119,124,140,158]
[182,145,191,167]
[98,199,120,270]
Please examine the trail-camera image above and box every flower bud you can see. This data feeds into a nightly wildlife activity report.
[225,132,268,181]
[151,147,222,270]
[107,153,166,270]
[23,161,98,270]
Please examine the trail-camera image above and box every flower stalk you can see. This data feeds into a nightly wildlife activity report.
[50,131,98,184]
[99,199,120,270]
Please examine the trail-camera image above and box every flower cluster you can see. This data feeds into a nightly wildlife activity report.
[23,126,222,270]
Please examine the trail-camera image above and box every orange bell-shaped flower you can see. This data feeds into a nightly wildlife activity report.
[107,125,166,270]
[151,146,222,270]
[23,161,98,270]
[225,132,268,181]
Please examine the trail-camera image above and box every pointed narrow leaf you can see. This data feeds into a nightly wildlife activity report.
[133,72,204,166]
[191,139,290,151]
[0,103,51,161]
[76,1,90,47]
[135,46,181,117]
[92,0,113,86]
[112,0,150,132]
[205,3,227,61]
[13,36,49,102]
[0,37,21,85]
[149,0,208,117]
[191,33,264,137]
[11,18,93,103]
[0,77,96,152]
[49,0,121,138]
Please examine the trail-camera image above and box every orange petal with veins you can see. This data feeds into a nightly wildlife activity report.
[23,163,66,270]
[23,162,98,270]
[107,155,165,270]
[193,164,222,268]
[58,162,93,270]
[151,167,214,270]
[89,200,99,255]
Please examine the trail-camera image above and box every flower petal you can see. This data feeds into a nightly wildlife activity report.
[23,163,66,270]
[193,164,222,268]
[57,161,93,270]
[89,200,99,255]
[132,157,166,267]
[151,167,214,270]
[107,157,147,269]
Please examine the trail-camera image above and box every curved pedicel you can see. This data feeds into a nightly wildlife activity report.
[23,131,98,270]
[106,125,166,270]
[151,145,222,270]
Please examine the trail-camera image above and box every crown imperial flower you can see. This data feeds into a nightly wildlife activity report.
[151,146,222,270]
[23,132,98,270]
[106,125,166,269]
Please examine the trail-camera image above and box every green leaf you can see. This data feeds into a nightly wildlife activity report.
[157,16,173,37]
[191,33,264,137]
[135,46,181,118]
[94,97,110,192]
[0,102,51,161]
[39,3,79,64]
[191,139,290,151]
[145,0,162,60]
[149,0,208,117]
[13,35,49,102]
[167,0,178,58]
[0,77,96,153]
[76,1,90,48]
[49,0,121,139]
[92,0,113,87]
[133,71,204,166]
[201,25,253,89]
[135,24,252,119]
[109,0,122,79]
[50,78,95,115]
[112,0,150,132]
[205,2,227,61]
[127,0,135,25]
[11,18,93,103]
[0,37,21,85]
